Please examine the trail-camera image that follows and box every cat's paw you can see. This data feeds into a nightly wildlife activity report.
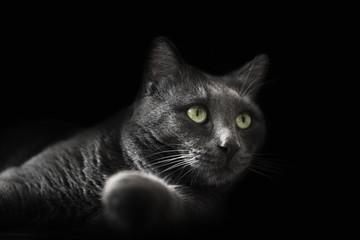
[102,171,181,234]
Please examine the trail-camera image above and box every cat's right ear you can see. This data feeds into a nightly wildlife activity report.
[230,54,269,98]
[143,37,184,96]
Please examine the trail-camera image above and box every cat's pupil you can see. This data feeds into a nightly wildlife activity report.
[196,109,200,116]
[242,116,245,122]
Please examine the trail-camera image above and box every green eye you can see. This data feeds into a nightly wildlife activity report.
[236,113,252,129]
[187,106,207,123]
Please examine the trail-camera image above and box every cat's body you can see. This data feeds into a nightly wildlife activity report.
[0,37,268,235]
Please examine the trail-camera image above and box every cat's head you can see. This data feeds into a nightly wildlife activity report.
[123,37,268,186]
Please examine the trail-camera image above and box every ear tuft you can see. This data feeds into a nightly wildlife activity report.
[232,54,269,97]
[240,54,269,82]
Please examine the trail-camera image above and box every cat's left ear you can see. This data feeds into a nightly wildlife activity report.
[230,54,269,97]
[143,37,184,96]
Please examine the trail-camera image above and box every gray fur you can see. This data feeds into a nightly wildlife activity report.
[0,37,268,234]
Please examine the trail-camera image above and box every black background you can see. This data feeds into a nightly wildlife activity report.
[0,4,349,239]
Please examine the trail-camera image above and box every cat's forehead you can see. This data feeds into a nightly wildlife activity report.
[166,76,252,106]
[200,80,250,103]
[207,82,240,99]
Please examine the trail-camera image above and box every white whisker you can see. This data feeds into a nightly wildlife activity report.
[250,160,288,172]
[251,152,283,157]
[250,163,285,174]
[190,169,200,186]
[144,150,189,158]
[172,166,188,184]
[150,157,185,165]
[149,159,186,169]
[150,154,189,162]
[158,161,190,175]
[151,154,192,164]
[177,166,195,184]
[247,166,276,180]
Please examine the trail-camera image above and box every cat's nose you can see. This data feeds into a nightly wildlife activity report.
[218,141,240,161]
[216,127,240,160]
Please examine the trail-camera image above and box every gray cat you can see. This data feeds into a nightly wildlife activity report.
[0,37,268,235]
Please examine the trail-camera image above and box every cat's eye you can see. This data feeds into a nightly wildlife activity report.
[187,106,207,124]
[236,113,251,129]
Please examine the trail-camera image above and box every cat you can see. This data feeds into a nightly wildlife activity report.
[0,37,268,236]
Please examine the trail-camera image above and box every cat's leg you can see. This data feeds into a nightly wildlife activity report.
[102,171,184,234]
[102,171,224,235]
[0,163,100,227]
[0,167,43,227]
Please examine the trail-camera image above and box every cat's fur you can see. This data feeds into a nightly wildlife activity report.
[0,37,268,234]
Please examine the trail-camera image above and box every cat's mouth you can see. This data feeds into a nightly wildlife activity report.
[202,157,250,171]
[194,154,252,185]
[198,151,251,168]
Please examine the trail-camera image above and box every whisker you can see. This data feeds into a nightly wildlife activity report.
[251,152,284,157]
[171,164,192,185]
[150,154,189,162]
[149,159,186,169]
[158,161,190,175]
[162,165,191,184]
[152,154,192,163]
[150,157,186,165]
[144,150,189,159]
[172,165,188,184]
[160,143,189,150]
[250,161,288,174]
[161,155,200,185]
[190,169,200,186]
[247,166,277,180]
[184,156,198,165]
[251,159,289,169]
[148,155,188,166]
[250,156,283,162]
[178,167,195,185]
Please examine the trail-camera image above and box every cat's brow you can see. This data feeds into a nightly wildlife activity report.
[193,85,207,98]
[178,96,208,106]
[208,84,241,100]
[175,85,208,104]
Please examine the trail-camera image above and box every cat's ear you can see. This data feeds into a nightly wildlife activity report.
[143,37,183,95]
[231,54,269,97]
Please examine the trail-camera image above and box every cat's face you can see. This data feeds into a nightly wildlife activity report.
[125,38,267,186]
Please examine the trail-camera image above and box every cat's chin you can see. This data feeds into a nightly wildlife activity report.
[197,160,250,186]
